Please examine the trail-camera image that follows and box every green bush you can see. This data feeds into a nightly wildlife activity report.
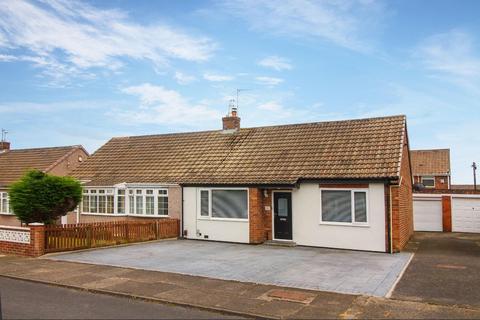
[9,170,82,224]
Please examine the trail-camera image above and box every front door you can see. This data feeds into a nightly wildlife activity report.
[274,192,292,240]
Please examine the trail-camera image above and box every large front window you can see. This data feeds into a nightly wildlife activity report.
[0,192,12,214]
[199,189,248,220]
[320,189,368,225]
[81,187,168,216]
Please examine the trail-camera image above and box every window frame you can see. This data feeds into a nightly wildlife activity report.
[319,188,369,227]
[0,191,13,215]
[421,176,435,188]
[197,188,249,222]
[80,187,168,217]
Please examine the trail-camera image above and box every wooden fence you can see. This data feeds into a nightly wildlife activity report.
[45,219,179,253]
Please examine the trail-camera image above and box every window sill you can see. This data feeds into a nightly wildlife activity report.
[319,221,370,228]
[197,217,249,222]
[81,213,128,217]
[0,212,14,216]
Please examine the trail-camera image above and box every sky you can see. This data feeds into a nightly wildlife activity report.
[0,0,479,184]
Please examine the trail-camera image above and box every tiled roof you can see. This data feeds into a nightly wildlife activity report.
[0,146,83,187]
[72,115,407,186]
[411,149,450,176]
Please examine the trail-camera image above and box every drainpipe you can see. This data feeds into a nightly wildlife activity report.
[181,186,184,239]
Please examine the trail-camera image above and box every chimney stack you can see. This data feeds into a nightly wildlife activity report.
[0,141,10,152]
[0,129,9,152]
[222,99,240,131]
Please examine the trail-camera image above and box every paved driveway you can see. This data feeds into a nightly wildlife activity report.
[48,240,412,297]
[392,232,480,307]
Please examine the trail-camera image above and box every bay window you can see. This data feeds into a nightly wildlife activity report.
[320,189,368,225]
[81,187,168,216]
[199,189,248,220]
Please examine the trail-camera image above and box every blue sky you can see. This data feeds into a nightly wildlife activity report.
[0,0,479,183]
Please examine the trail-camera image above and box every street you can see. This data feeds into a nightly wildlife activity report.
[0,277,242,319]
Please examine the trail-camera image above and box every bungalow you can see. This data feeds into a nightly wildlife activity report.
[411,149,450,189]
[0,143,89,226]
[71,111,413,253]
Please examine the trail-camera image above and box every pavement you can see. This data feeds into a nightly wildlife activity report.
[0,277,243,319]
[1,247,480,319]
[392,232,480,308]
[46,239,412,297]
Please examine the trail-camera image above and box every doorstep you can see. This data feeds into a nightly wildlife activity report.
[264,240,297,247]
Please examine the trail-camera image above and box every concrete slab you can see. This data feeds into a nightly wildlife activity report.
[47,240,412,297]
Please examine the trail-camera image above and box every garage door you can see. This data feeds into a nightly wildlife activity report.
[413,198,443,231]
[452,198,480,233]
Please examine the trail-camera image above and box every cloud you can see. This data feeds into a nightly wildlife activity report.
[255,76,284,86]
[415,30,480,92]
[258,56,292,71]
[0,0,216,82]
[257,101,285,112]
[174,71,196,85]
[120,83,221,125]
[203,72,234,82]
[221,0,384,52]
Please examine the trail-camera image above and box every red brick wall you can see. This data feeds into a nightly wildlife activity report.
[414,175,449,190]
[249,188,266,243]
[0,224,45,257]
[391,134,414,252]
[442,196,452,232]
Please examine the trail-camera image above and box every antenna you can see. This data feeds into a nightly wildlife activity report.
[236,88,250,112]
[1,129,7,143]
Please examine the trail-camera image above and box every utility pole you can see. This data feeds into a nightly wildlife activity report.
[473,162,477,191]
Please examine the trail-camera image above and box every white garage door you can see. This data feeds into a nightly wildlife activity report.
[452,198,480,233]
[413,198,443,231]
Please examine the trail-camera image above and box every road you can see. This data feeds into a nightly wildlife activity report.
[0,276,243,319]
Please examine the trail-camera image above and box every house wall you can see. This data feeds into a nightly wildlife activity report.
[414,175,449,190]
[391,139,414,252]
[47,148,89,176]
[292,183,386,252]
[183,184,387,252]
[183,187,250,243]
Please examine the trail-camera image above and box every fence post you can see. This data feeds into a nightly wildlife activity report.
[155,220,159,239]
[125,223,129,242]
[28,223,46,257]
[86,225,92,248]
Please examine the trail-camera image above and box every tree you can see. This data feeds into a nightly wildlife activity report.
[9,170,82,224]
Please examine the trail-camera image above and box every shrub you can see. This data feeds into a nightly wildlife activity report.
[9,170,82,224]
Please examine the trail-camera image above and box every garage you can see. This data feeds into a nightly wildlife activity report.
[413,197,443,232]
[452,197,480,233]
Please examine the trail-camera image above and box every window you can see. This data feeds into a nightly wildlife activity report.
[157,189,168,216]
[82,187,168,216]
[421,177,435,188]
[199,189,248,220]
[0,192,12,214]
[321,189,368,225]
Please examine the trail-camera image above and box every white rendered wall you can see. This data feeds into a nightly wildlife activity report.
[183,187,249,243]
[292,183,386,252]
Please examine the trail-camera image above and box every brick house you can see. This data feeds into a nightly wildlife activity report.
[71,112,413,253]
[411,149,450,189]
[0,143,89,226]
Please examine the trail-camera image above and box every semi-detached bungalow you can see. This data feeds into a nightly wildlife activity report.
[70,112,414,253]
[0,144,89,226]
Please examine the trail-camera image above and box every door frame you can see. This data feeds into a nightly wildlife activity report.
[272,190,293,241]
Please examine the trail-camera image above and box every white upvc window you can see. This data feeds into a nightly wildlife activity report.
[320,189,369,226]
[421,177,435,188]
[198,188,249,221]
[0,192,12,214]
[82,189,115,214]
[81,187,168,216]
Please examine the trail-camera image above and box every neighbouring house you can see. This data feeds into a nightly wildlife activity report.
[71,111,413,253]
[0,143,89,226]
[411,149,450,189]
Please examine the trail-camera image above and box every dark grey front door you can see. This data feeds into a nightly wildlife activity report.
[274,192,292,240]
